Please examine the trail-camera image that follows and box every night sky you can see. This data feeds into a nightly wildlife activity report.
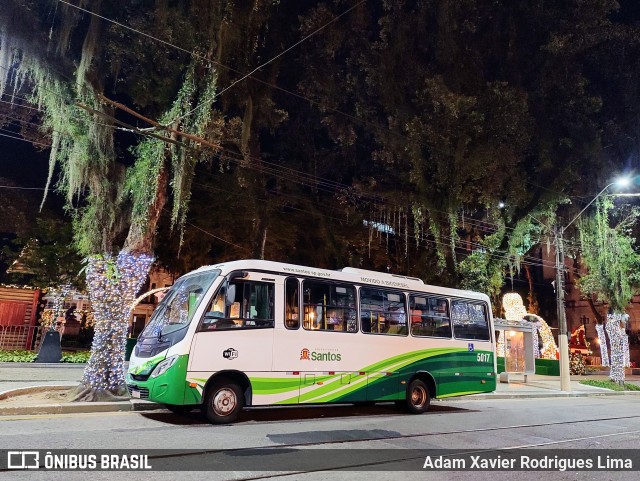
[1,130,50,188]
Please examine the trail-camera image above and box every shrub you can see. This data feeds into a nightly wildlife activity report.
[61,351,91,363]
[0,350,37,362]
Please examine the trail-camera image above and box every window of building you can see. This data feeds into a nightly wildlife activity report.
[360,288,407,335]
[451,300,490,340]
[302,281,357,332]
[410,296,451,338]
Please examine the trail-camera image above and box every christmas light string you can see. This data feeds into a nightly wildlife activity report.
[606,312,628,383]
[81,252,154,392]
[595,322,609,367]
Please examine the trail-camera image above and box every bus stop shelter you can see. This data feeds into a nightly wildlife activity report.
[494,318,536,383]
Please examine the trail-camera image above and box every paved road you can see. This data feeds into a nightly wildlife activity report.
[1,395,639,480]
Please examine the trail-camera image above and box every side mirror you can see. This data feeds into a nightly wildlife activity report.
[226,284,236,306]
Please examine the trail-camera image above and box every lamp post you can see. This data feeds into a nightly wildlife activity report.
[555,176,631,391]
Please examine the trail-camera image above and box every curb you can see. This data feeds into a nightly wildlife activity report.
[0,363,87,368]
[0,400,166,416]
[0,385,75,400]
[0,385,166,416]
[441,390,640,401]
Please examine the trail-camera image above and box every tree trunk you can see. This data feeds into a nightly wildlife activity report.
[72,252,154,401]
[586,296,605,324]
[73,158,169,401]
[523,263,539,314]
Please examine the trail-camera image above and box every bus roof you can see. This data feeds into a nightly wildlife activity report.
[190,259,490,302]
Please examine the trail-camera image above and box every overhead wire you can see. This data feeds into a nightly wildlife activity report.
[0,130,50,147]
[52,0,461,165]
[2,89,570,260]
[174,0,368,123]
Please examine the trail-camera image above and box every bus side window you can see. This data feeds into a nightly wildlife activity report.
[360,288,407,336]
[200,281,275,330]
[410,296,451,338]
[452,301,490,340]
[285,278,300,329]
[302,281,356,332]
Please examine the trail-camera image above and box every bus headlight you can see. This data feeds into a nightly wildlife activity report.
[150,355,178,378]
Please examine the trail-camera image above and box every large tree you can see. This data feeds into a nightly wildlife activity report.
[1,0,223,399]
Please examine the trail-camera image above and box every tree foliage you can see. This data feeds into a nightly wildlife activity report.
[578,197,640,312]
[3,1,640,303]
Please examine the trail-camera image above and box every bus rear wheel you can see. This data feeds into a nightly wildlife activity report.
[398,379,430,414]
[204,380,243,424]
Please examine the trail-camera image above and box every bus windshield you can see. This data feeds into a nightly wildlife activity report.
[140,270,220,338]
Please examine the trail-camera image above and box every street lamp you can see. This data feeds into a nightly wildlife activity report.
[555,175,631,391]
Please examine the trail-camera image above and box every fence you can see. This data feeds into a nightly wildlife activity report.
[0,325,44,351]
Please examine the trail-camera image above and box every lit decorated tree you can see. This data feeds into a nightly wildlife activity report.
[595,321,609,367]
[605,313,629,384]
[569,352,586,375]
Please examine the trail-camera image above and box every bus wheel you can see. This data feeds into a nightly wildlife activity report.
[204,380,243,424]
[401,379,430,414]
[165,404,196,415]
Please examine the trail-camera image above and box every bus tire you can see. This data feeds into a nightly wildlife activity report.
[165,404,196,415]
[401,379,430,414]
[204,379,243,424]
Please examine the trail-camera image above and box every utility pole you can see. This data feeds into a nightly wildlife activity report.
[554,226,571,391]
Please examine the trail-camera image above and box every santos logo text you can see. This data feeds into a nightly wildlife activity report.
[300,348,341,361]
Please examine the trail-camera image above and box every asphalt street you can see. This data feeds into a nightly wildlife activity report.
[1,395,639,480]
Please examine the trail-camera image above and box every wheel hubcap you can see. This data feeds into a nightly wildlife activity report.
[212,388,237,416]
[411,386,427,408]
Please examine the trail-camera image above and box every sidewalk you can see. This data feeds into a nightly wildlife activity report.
[454,372,640,401]
[1,363,640,416]
[0,362,163,416]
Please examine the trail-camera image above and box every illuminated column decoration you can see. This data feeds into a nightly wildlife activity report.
[532,323,540,358]
[503,293,527,321]
[81,252,154,393]
[605,313,628,383]
[50,284,72,328]
[595,323,609,366]
[623,315,630,368]
[497,331,505,357]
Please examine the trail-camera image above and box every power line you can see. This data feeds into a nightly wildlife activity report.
[41,3,561,233]
[53,0,449,161]
[0,131,50,147]
[183,220,251,254]
[175,0,367,123]
[0,98,42,112]
[0,184,47,191]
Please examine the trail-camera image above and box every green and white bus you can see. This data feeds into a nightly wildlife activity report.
[126,260,496,423]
